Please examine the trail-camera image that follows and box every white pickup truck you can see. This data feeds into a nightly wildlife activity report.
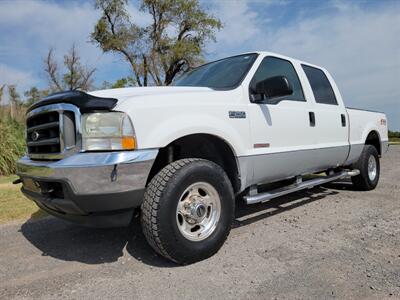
[16,52,388,264]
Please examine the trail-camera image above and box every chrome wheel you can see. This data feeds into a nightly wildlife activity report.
[176,182,221,242]
[368,155,377,181]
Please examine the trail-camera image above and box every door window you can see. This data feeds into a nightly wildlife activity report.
[250,56,305,101]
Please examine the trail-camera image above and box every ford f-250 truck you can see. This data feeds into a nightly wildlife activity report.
[16,52,389,264]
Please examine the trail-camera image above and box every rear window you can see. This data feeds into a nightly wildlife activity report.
[302,65,337,105]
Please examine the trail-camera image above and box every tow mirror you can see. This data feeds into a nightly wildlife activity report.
[253,76,293,104]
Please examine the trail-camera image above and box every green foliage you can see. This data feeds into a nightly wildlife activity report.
[92,0,222,86]
[388,130,400,139]
[8,85,21,105]
[112,77,136,88]
[0,84,5,105]
[7,85,25,120]
[0,84,46,110]
[0,118,26,176]
[24,87,49,107]
[100,77,136,89]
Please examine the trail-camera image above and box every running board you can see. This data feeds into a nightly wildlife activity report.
[244,169,360,205]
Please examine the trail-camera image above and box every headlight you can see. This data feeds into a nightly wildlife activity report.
[82,112,136,151]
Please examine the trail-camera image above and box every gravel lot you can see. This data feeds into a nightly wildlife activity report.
[1,146,399,300]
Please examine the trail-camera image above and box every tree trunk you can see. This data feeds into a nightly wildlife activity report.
[164,61,185,85]
[10,99,14,120]
[143,54,148,86]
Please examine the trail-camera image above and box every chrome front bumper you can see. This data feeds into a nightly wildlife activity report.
[16,149,158,227]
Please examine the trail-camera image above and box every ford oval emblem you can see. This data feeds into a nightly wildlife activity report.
[31,131,40,141]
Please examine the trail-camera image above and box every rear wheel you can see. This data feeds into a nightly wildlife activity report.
[141,158,234,264]
[351,145,380,190]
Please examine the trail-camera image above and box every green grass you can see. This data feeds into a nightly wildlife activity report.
[389,138,400,145]
[0,175,47,224]
[0,119,26,176]
[0,174,18,184]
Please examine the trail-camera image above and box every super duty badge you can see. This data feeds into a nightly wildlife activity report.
[229,111,246,119]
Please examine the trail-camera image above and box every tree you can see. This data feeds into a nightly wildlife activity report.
[24,87,49,107]
[92,0,221,86]
[0,85,5,119]
[8,85,21,120]
[44,45,96,92]
[100,76,136,89]
[388,130,400,139]
[0,84,5,106]
[112,77,136,88]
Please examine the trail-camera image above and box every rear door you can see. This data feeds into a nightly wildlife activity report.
[301,65,349,168]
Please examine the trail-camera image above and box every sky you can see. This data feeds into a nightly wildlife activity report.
[0,0,399,130]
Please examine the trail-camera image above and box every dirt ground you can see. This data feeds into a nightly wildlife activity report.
[0,147,399,300]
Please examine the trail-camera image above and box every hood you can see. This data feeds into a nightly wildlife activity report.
[88,86,215,106]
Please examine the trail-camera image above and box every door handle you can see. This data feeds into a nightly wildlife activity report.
[309,112,315,127]
[341,114,346,127]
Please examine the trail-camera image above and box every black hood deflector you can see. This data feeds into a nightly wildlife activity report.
[27,91,118,113]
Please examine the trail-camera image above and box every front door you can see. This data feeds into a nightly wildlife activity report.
[247,56,319,185]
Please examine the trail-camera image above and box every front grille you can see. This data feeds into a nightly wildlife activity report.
[26,105,78,160]
[27,112,61,155]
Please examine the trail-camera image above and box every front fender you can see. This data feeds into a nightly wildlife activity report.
[140,113,248,156]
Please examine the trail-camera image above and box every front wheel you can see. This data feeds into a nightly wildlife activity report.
[351,145,380,190]
[141,158,235,264]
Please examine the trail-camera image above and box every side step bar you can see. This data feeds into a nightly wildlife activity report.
[244,169,360,205]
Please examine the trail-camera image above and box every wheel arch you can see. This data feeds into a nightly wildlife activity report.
[146,133,241,193]
[365,130,381,155]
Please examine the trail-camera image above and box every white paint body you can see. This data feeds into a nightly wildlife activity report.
[89,52,388,192]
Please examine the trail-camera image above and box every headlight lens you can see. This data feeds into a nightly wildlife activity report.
[82,112,136,151]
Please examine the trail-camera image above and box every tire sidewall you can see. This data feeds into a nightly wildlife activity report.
[156,160,234,263]
[360,145,380,189]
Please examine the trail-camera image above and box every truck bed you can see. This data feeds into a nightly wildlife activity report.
[345,107,389,164]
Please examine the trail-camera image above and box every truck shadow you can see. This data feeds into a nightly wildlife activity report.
[20,184,344,267]
[233,186,339,227]
[20,214,175,268]
[323,178,359,191]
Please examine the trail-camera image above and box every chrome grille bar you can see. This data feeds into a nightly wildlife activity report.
[27,138,60,147]
[27,121,59,133]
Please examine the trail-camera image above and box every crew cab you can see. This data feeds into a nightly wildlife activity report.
[16,52,389,264]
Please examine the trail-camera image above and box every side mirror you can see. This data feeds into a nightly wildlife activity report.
[253,76,293,104]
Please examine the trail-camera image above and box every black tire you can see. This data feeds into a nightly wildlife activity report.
[351,145,380,191]
[141,158,235,264]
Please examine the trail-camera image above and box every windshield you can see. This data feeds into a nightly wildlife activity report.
[173,53,258,89]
